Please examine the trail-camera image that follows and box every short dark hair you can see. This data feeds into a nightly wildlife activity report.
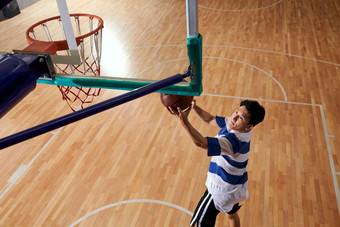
[240,100,265,126]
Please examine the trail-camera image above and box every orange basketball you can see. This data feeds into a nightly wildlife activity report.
[160,93,193,113]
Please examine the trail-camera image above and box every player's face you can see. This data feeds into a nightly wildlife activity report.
[227,106,253,132]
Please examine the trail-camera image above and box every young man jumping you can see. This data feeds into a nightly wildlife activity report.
[169,99,265,227]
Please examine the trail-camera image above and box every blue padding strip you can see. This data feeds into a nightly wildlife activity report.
[0,73,187,149]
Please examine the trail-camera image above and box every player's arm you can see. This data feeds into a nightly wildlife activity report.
[191,100,218,126]
[169,107,208,149]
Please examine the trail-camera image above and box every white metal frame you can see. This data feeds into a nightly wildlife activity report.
[186,0,199,38]
[53,0,81,64]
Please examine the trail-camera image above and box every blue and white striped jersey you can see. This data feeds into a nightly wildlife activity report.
[205,116,251,213]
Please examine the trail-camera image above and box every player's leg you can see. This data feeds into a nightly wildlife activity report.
[226,203,242,227]
[226,213,240,227]
[190,190,220,227]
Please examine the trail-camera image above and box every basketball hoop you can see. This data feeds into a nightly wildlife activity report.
[25,13,104,111]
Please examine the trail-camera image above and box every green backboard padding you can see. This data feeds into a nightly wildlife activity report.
[37,34,203,96]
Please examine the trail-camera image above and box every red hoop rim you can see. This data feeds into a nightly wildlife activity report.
[26,13,104,51]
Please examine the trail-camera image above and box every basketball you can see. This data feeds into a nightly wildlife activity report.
[160,93,193,113]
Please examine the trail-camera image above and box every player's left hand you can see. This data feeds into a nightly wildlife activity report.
[177,106,191,119]
[168,106,190,125]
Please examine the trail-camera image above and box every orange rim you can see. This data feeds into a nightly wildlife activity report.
[26,13,104,51]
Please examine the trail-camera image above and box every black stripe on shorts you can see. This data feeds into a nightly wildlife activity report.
[190,190,220,227]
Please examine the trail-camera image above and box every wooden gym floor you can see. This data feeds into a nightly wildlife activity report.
[0,0,339,226]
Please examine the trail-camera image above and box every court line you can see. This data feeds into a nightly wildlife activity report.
[1,103,82,201]
[69,199,194,227]
[203,93,317,106]
[202,93,340,214]
[1,103,84,200]
[204,45,340,67]
[68,95,339,226]
[131,44,340,67]
[204,56,287,101]
[132,57,287,101]
[0,127,63,200]
[319,105,340,212]
[131,44,339,210]
[1,46,338,220]
[198,0,283,12]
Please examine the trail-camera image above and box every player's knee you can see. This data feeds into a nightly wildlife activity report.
[226,212,238,220]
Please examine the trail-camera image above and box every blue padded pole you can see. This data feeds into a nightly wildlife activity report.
[0,73,188,150]
[0,53,53,118]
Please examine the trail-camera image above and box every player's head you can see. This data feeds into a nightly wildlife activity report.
[227,100,265,133]
[240,100,265,127]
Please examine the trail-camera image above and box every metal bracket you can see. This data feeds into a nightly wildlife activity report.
[12,51,56,79]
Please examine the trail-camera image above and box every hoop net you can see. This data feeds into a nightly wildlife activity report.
[25,14,104,111]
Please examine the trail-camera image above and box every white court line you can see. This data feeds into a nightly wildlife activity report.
[132,56,288,101]
[131,44,340,67]
[203,93,317,106]
[202,93,340,214]
[204,56,288,101]
[319,105,340,212]
[27,127,63,166]
[69,199,194,227]
[0,127,63,200]
[204,45,340,67]
[1,45,339,220]
[0,102,84,200]
[7,164,29,184]
[68,95,340,226]
[1,97,86,200]
[198,0,283,12]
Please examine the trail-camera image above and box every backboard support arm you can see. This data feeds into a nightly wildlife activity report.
[186,0,199,38]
